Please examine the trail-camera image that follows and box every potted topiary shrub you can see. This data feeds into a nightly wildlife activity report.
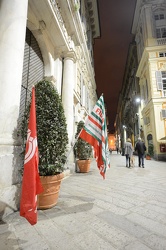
[146,153,151,160]
[20,80,68,209]
[146,144,154,160]
[148,144,154,157]
[74,121,92,173]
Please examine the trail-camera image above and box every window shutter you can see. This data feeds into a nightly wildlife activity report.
[144,116,150,125]
[80,74,83,105]
[155,71,163,90]
[87,30,92,51]
[84,86,87,109]
[19,28,44,125]
[161,109,166,119]
[82,84,85,107]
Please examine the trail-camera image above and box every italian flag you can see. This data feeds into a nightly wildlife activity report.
[79,95,110,178]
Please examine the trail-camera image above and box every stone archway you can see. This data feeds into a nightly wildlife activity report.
[147,134,153,144]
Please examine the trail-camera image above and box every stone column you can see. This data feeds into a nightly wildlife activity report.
[0,0,28,145]
[0,0,28,217]
[62,52,76,162]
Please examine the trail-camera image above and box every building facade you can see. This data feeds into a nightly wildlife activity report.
[115,0,166,161]
[115,42,139,151]
[132,0,166,160]
[0,0,100,217]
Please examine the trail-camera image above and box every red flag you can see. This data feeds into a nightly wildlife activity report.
[79,95,110,178]
[20,86,43,225]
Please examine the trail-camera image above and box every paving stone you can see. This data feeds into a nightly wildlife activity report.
[75,230,117,250]
[126,213,166,237]
[0,231,20,250]
[130,206,166,225]
[94,199,129,216]
[85,217,135,249]
[148,200,166,208]
[52,214,88,235]
[144,234,166,250]
[1,153,166,249]
[124,240,152,250]
[144,204,166,215]
[98,211,150,238]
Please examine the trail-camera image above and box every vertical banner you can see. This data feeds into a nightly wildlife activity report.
[20,87,43,225]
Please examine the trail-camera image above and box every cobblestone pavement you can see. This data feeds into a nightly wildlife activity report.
[1,152,166,250]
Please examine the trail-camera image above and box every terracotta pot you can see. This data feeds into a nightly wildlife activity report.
[37,173,64,210]
[146,155,151,160]
[77,159,91,173]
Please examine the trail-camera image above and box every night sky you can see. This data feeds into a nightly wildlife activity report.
[93,0,137,133]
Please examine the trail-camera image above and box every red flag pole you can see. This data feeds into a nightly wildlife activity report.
[20,86,43,225]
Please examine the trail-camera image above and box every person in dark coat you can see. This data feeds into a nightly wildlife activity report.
[135,138,147,168]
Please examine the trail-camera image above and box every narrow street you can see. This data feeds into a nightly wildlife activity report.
[1,152,166,250]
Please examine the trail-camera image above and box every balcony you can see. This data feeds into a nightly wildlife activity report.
[157,38,166,45]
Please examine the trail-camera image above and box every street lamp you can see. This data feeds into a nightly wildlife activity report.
[122,125,127,156]
[123,125,127,143]
[135,97,141,103]
[134,97,141,138]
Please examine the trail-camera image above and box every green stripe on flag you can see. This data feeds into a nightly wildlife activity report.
[88,123,101,138]
[91,111,102,124]
[85,127,102,144]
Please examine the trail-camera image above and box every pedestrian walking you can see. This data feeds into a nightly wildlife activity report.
[135,137,147,168]
[116,147,119,154]
[124,138,133,168]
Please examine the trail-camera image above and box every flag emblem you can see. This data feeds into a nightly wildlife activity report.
[24,129,37,164]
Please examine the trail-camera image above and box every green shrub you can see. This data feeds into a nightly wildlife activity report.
[74,121,92,160]
[148,144,154,157]
[20,80,68,175]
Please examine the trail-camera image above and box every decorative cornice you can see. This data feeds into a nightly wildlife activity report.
[44,76,56,84]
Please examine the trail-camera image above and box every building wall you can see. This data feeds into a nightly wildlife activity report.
[115,42,139,148]
[115,0,166,160]
[0,0,99,218]
[132,0,166,160]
